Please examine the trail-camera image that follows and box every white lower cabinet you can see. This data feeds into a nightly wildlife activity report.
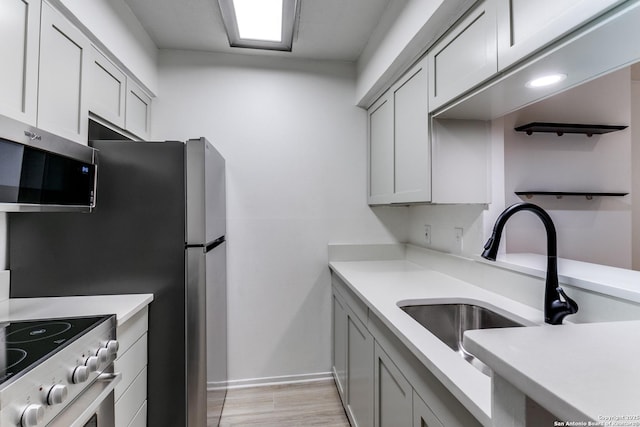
[332,290,347,400]
[114,307,149,427]
[346,307,374,427]
[413,391,443,427]
[332,273,482,427]
[374,342,412,427]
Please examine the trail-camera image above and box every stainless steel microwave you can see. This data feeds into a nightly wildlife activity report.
[0,115,97,212]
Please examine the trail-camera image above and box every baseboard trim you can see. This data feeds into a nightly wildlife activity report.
[207,372,333,391]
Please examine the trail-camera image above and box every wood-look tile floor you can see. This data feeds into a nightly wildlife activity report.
[209,379,351,427]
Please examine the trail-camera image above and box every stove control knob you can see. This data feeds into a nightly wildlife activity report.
[72,365,89,384]
[105,340,119,357]
[21,403,44,427]
[96,348,109,365]
[47,384,68,405]
[85,355,99,372]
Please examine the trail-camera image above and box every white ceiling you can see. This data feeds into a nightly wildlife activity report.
[123,0,392,61]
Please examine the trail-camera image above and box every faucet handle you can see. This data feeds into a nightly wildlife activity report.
[547,287,579,324]
[556,287,578,312]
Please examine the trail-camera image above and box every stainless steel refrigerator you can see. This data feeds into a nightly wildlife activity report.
[8,137,227,427]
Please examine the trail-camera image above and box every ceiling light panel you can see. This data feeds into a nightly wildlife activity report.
[234,0,282,42]
[219,0,298,51]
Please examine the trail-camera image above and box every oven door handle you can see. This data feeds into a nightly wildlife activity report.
[48,371,122,427]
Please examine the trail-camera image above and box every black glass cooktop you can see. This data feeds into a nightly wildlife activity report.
[0,316,109,386]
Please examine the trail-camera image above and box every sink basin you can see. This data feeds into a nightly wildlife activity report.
[400,303,525,375]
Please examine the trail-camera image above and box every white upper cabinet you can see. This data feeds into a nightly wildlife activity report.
[38,1,90,144]
[368,58,430,205]
[368,92,394,204]
[431,119,490,204]
[125,79,152,140]
[393,61,430,204]
[89,47,127,129]
[89,45,153,140]
[427,0,497,113]
[0,0,41,125]
[496,0,624,70]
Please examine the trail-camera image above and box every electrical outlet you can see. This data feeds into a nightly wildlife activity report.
[453,227,464,254]
[424,225,431,245]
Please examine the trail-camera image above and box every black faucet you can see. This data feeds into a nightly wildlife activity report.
[481,202,578,325]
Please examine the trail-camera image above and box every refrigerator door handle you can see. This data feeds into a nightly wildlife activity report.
[186,236,225,252]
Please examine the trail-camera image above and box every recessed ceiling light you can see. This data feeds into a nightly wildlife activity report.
[218,0,298,51]
[525,74,568,88]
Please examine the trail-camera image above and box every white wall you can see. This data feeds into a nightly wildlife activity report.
[152,50,406,383]
[59,0,159,94]
[503,68,632,268]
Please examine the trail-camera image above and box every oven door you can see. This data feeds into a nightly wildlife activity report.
[47,372,121,427]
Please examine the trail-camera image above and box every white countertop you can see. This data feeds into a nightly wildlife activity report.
[464,321,640,423]
[330,257,640,426]
[0,294,154,326]
[329,259,545,426]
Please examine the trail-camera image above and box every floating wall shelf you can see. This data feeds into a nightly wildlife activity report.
[514,122,627,137]
[515,191,629,200]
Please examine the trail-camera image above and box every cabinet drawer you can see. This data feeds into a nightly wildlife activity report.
[115,366,147,427]
[332,273,368,326]
[428,0,497,112]
[116,307,148,356]
[114,333,147,402]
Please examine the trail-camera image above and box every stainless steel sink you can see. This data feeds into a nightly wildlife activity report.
[400,303,525,375]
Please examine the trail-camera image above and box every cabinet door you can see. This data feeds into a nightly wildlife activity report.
[125,79,152,140]
[346,309,374,427]
[89,47,127,128]
[368,91,394,205]
[413,391,444,427]
[0,0,40,125]
[38,2,90,144]
[392,58,430,204]
[332,289,348,400]
[374,342,412,427]
[431,119,490,204]
[428,0,497,112]
[496,0,623,70]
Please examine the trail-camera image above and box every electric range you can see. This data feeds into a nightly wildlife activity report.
[0,315,119,427]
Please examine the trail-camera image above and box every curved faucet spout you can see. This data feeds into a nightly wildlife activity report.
[481,202,578,325]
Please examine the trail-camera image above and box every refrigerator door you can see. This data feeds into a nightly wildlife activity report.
[185,138,226,245]
[206,240,228,426]
[185,239,227,427]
